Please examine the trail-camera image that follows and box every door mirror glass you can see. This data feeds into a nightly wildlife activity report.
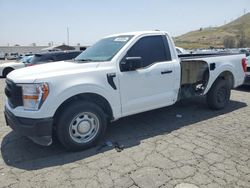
[120,57,142,72]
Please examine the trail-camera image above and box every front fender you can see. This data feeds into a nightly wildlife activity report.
[45,83,121,119]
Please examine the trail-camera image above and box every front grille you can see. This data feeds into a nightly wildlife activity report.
[5,79,23,108]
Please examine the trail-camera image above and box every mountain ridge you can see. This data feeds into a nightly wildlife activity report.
[174,13,250,49]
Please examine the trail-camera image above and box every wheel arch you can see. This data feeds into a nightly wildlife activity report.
[53,92,114,124]
[204,68,235,94]
[216,70,235,89]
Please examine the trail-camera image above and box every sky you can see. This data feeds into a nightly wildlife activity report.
[0,0,249,46]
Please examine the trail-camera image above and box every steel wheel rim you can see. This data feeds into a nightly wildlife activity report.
[69,112,100,144]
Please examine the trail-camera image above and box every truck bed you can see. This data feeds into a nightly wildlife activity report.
[179,52,245,99]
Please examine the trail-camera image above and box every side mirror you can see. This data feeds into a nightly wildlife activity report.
[120,57,142,72]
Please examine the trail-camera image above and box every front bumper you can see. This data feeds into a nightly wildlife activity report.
[243,74,250,85]
[4,106,53,145]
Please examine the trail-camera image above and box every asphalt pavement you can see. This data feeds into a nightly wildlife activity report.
[0,78,250,188]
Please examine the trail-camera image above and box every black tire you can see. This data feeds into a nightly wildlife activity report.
[56,101,107,151]
[3,67,14,78]
[207,79,231,110]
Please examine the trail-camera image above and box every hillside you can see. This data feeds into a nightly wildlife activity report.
[174,13,250,49]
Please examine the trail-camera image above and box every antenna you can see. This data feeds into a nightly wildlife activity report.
[67,26,70,45]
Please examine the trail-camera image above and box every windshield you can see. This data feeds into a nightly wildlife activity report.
[75,35,133,62]
[25,54,52,64]
[19,55,33,63]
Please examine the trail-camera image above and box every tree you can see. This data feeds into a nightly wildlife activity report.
[237,29,247,48]
[223,36,236,48]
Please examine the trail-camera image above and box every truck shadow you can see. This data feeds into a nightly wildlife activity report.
[1,97,247,170]
[235,85,250,92]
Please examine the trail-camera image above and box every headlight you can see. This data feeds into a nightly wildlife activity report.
[18,83,49,111]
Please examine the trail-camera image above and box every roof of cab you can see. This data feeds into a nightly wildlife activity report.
[105,30,169,38]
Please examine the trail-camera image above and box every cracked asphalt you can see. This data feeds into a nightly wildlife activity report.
[0,78,250,188]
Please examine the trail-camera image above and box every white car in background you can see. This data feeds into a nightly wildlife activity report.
[6,53,19,60]
[176,47,189,54]
[0,51,82,77]
[0,52,5,60]
[0,55,32,77]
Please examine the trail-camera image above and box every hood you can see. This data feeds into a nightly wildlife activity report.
[7,61,100,83]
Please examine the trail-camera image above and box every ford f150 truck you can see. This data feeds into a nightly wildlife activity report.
[4,31,247,150]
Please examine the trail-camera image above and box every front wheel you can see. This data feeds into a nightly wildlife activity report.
[206,79,231,110]
[3,67,14,78]
[56,101,107,151]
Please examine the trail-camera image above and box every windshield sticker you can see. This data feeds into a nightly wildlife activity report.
[114,37,129,42]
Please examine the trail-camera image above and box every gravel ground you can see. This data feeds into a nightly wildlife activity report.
[0,78,250,188]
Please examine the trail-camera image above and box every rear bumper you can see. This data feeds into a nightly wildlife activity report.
[4,106,53,137]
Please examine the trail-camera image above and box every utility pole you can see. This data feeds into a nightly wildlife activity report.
[67,26,70,45]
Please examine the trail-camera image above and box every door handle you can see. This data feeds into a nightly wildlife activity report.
[161,70,173,74]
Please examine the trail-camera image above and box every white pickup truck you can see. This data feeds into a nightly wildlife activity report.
[4,31,247,150]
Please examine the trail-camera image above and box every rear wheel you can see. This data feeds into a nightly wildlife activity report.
[207,79,231,110]
[56,101,107,151]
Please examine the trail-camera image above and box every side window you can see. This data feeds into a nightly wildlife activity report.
[34,55,52,64]
[56,53,79,61]
[55,53,76,61]
[55,53,68,61]
[163,35,172,59]
[126,35,171,68]
[45,55,55,62]
[67,52,80,59]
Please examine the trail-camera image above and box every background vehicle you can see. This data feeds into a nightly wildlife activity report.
[0,52,5,60]
[25,50,81,66]
[4,31,246,151]
[244,55,250,85]
[239,48,250,57]
[0,55,33,77]
[0,51,81,77]
[176,47,189,54]
[6,52,19,60]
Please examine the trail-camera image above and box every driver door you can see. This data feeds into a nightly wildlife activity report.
[118,35,176,116]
